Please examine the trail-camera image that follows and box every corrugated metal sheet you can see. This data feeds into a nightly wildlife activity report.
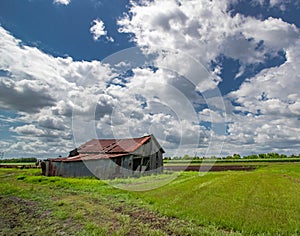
[55,153,128,162]
[50,135,153,162]
[78,135,151,154]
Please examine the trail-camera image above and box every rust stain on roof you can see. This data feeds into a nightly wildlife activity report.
[78,135,151,154]
[51,135,152,162]
[54,153,128,162]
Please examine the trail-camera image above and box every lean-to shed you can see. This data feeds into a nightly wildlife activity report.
[43,134,164,179]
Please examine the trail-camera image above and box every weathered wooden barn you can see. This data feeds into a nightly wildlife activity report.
[42,135,164,179]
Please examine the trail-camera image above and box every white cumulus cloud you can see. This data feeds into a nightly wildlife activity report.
[90,18,114,42]
[53,0,71,5]
[0,26,114,157]
[118,0,299,76]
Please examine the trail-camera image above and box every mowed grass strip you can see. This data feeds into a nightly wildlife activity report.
[163,158,300,166]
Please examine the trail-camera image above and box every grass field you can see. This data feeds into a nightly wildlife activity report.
[1,163,300,235]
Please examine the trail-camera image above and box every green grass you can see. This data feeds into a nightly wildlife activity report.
[1,163,300,235]
[0,162,37,166]
[136,164,300,235]
[0,169,229,235]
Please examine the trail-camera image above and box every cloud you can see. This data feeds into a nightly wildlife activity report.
[118,0,230,65]
[118,0,299,76]
[229,39,300,118]
[90,19,106,40]
[0,26,115,156]
[198,109,227,123]
[9,123,72,140]
[90,19,114,42]
[9,138,72,156]
[241,17,299,52]
[249,0,300,11]
[38,116,66,131]
[0,78,56,113]
[53,0,71,5]
[224,38,300,154]
[99,66,212,154]
[10,124,46,136]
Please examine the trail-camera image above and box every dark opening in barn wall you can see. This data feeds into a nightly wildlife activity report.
[143,157,150,171]
[133,158,142,171]
[113,157,122,175]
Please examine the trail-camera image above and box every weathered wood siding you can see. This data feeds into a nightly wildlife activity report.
[132,137,163,173]
[46,156,133,179]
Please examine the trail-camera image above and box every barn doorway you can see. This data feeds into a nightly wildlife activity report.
[115,157,122,174]
[133,158,142,171]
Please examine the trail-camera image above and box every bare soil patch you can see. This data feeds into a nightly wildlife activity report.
[0,195,41,235]
[164,165,256,172]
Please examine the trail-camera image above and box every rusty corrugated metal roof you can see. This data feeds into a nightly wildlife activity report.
[50,135,152,162]
[77,135,151,154]
[60,153,128,162]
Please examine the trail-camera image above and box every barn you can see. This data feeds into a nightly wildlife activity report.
[42,134,164,179]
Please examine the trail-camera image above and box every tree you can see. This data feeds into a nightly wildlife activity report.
[182,154,192,160]
[258,154,266,159]
[280,154,287,159]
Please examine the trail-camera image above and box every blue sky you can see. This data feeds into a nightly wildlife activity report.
[0,0,299,158]
[0,0,132,60]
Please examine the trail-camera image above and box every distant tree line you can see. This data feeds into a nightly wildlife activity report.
[164,153,300,160]
[0,157,37,163]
